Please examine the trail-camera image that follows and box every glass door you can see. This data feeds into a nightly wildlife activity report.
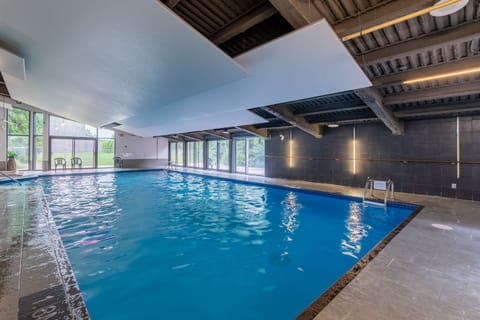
[51,138,73,169]
[50,138,96,169]
[74,139,96,168]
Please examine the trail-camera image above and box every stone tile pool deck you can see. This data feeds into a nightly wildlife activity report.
[1,167,479,319]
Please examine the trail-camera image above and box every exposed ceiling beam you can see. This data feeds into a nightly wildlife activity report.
[295,105,368,117]
[384,81,480,105]
[236,125,270,139]
[178,133,204,141]
[210,2,277,45]
[395,101,480,118]
[202,130,231,140]
[264,105,323,138]
[165,0,181,9]
[354,88,404,135]
[268,0,323,28]
[334,0,433,39]
[372,56,480,86]
[258,124,293,130]
[165,135,184,142]
[357,21,480,66]
[312,117,380,126]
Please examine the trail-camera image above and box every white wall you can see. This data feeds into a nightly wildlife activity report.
[115,132,168,160]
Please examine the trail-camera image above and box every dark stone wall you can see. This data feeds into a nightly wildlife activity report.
[265,117,480,201]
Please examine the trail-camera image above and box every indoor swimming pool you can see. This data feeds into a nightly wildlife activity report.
[30,170,415,319]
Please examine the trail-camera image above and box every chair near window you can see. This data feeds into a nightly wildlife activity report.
[71,157,82,169]
[113,156,123,168]
[54,158,66,171]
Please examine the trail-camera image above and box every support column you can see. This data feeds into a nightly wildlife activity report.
[0,104,6,170]
[42,112,49,170]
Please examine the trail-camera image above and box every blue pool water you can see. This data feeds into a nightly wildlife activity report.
[34,171,414,319]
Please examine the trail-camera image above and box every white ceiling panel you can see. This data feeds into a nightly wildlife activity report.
[119,20,371,135]
[116,109,266,137]
[0,47,25,80]
[0,0,247,126]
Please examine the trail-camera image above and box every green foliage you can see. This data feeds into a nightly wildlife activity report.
[101,139,114,152]
[8,107,29,135]
[7,150,17,158]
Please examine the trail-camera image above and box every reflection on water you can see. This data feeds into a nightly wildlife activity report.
[281,192,301,237]
[340,202,371,259]
[42,174,121,251]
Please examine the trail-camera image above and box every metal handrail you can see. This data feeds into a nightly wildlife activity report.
[363,177,394,206]
[0,171,22,185]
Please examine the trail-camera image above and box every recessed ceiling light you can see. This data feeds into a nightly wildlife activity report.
[430,0,469,17]
[327,124,339,128]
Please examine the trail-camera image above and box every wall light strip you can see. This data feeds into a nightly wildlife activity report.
[342,0,462,41]
[457,116,460,179]
[403,67,480,85]
[288,129,293,168]
[353,126,357,175]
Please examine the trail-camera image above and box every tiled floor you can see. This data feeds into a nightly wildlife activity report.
[0,186,88,320]
[1,167,479,319]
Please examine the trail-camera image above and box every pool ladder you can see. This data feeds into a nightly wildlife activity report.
[0,171,22,185]
[362,177,394,206]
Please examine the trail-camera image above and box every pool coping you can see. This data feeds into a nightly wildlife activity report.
[1,168,423,320]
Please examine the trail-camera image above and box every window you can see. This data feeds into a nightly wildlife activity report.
[169,142,184,166]
[170,143,177,165]
[50,115,97,137]
[207,140,217,169]
[98,129,115,167]
[33,113,44,170]
[218,140,229,171]
[187,141,204,168]
[234,137,265,175]
[7,107,30,170]
[235,140,246,173]
[207,140,230,171]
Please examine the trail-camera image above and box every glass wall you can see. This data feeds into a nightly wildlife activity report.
[207,140,230,171]
[7,107,30,170]
[235,137,265,175]
[33,113,44,170]
[49,115,115,169]
[169,142,184,166]
[187,141,204,168]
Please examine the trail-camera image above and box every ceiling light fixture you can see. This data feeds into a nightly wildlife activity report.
[342,0,464,41]
[403,66,480,84]
[327,123,339,128]
[430,0,469,16]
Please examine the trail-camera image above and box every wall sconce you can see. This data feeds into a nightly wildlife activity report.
[279,134,285,141]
